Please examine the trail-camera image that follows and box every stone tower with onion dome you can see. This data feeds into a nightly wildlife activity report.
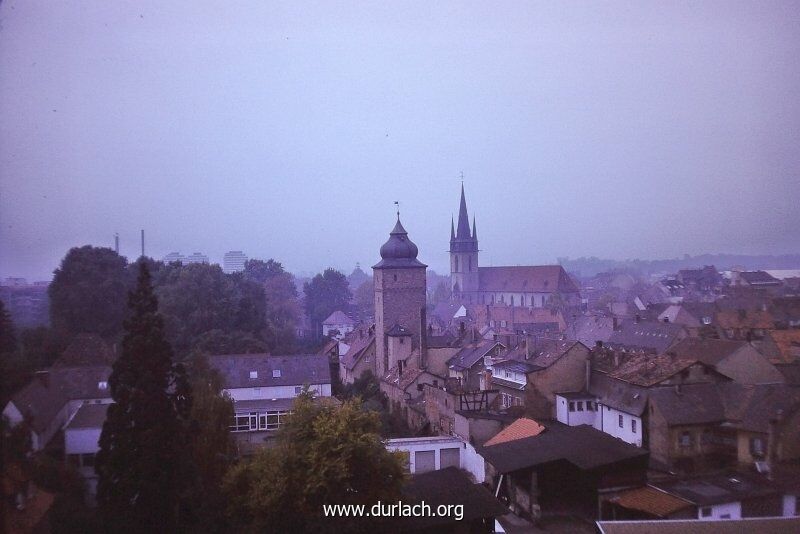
[372,215,428,378]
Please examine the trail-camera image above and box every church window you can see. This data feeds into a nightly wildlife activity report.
[491,294,495,304]
[469,256,472,271]
[393,274,397,282]
[454,256,459,272]
[510,296,515,306]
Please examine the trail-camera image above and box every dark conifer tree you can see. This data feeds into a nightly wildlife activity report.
[96,261,191,532]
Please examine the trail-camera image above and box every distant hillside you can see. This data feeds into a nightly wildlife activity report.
[557,254,800,279]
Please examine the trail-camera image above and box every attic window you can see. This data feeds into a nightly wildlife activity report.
[273,370,281,378]
[98,381,108,390]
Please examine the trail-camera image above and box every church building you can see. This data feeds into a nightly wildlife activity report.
[450,185,580,308]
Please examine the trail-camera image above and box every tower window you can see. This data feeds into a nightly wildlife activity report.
[454,256,459,272]
[511,296,515,306]
[469,256,472,271]
[393,274,397,281]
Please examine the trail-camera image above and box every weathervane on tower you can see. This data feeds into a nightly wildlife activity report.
[394,200,400,220]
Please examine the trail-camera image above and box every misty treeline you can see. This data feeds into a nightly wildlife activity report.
[0,245,360,404]
[558,253,800,278]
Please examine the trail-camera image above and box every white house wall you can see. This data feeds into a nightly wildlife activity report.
[386,436,485,482]
[555,396,595,427]
[783,495,797,517]
[65,427,102,455]
[597,404,643,447]
[698,501,741,520]
[225,383,331,401]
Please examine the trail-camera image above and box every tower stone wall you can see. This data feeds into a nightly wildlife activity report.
[373,218,428,377]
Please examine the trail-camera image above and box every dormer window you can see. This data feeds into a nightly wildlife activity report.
[273,370,281,378]
[98,381,108,390]
[249,371,258,379]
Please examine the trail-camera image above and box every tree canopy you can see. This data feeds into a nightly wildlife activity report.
[303,268,352,338]
[49,245,130,338]
[155,262,267,358]
[96,261,192,532]
[224,395,405,533]
[244,259,300,353]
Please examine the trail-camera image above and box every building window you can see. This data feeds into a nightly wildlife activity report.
[577,401,584,412]
[632,419,637,433]
[618,414,624,428]
[701,507,712,517]
[569,401,575,412]
[272,369,281,378]
[679,431,692,447]
[249,371,258,379]
[750,437,765,456]
[511,296,515,306]
[587,401,595,411]
[98,381,108,390]
[454,257,459,272]
[294,386,303,395]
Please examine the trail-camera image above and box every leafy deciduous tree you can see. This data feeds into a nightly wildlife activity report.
[303,268,352,339]
[49,246,130,338]
[223,395,405,533]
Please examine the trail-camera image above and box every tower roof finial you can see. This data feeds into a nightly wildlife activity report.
[394,200,400,221]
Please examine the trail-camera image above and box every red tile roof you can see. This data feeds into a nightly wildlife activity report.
[484,417,545,447]
[613,486,693,517]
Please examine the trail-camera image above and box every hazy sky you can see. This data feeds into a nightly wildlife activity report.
[2,1,799,281]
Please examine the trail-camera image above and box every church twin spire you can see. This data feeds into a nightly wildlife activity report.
[452,183,477,243]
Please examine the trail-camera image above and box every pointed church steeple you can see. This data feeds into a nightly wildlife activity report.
[472,216,477,240]
[450,216,456,241]
[456,183,471,239]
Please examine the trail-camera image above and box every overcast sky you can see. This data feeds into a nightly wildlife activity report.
[1,1,799,281]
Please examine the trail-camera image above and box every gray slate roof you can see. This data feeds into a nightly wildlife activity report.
[608,319,686,353]
[209,353,331,389]
[66,402,110,430]
[480,422,648,474]
[9,366,112,434]
[446,341,500,371]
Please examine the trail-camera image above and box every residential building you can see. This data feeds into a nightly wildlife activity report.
[650,472,785,520]
[731,270,782,290]
[446,340,504,391]
[3,365,112,451]
[607,318,688,354]
[480,419,648,521]
[208,353,332,452]
[322,310,356,339]
[665,338,784,384]
[486,339,591,418]
[64,403,109,501]
[184,252,209,264]
[222,250,248,273]
[163,252,185,264]
[338,326,376,385]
